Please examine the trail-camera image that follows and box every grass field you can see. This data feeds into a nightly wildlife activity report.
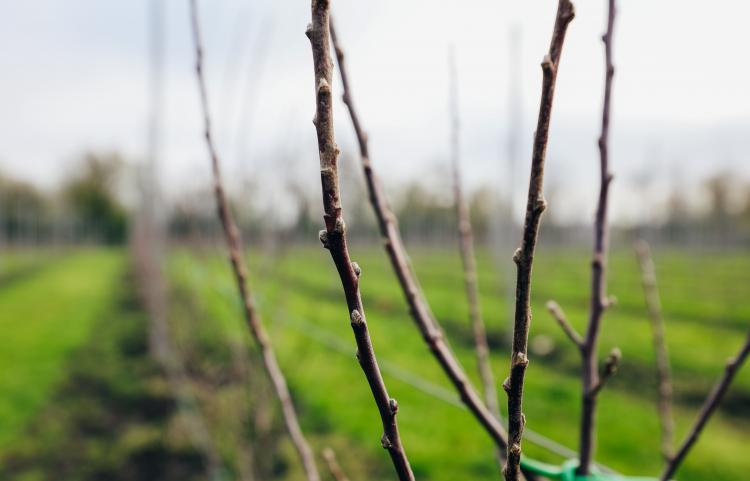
[170,245,750,481]
[0,249,125,448]
[1,245,748,481]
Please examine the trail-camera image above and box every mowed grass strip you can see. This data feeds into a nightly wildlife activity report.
[170,246,750,481]
[0,249,125,447]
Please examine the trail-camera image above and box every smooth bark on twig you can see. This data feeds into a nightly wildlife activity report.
[188,3,320,481]
[503,2,575,480]
[306,4,414,481]
[322,448,351,481]
[660,331,750,481]
[634,240,674,461]
[577,0,616,474]
[448,47,504,473]
[329,20,518,464]
[546,301,584,349]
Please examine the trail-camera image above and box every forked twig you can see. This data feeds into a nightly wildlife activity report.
[322,448,351,481]
[448,47,504,472]
[329,17,512,458]
[188,2,320,480]
[306,3,414,480]
[577,0,617,474]
[503,1,575,479]
[660,331,750,481]
[634,240,674,461]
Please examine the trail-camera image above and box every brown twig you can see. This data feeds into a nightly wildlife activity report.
[306,4,414,481]
[448,47,504,473]
[590,347,621,397]
[577,0,616,474]
[546,300,584,349]
[188,3,320,481]
[329,17,513,459]
[322,448,351,481]
[634,240,674,461]
[660,330,750,481]
[503,2,575,480]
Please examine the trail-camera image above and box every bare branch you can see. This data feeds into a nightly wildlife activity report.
[307,5,414,481]
[329,18,514,457]
[660,331,750,481]
[322,448,351,481]
[590,347,621,396]
[546,300,584,349]
[503,2,575,480]
[577,0,616,474]
[188,3,319,481]
[634,240,674,461]
[448,47,504,473]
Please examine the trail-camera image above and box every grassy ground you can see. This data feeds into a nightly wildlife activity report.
[0,249,124,448]
[169,245,750,481]
[0,245,747,481]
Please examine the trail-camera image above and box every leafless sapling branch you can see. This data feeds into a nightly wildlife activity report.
[306,4,414,480]
[329,17,514,459]
[503,1,575,480]
[546,300,584,349]
[188,3,320,481]
[448,46,505,473]
[322,448,351,481]
[577,0,616,474]
[660,330,750,481]
[634,240,674,461]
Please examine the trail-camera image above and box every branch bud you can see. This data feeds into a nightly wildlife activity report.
[351,261,361,277]
[318,229,329,249]
[350,309,363,326]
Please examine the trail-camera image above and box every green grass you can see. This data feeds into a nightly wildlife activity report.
[169,245,750,481]
[0,249,125,448]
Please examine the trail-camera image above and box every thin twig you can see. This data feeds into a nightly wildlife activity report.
[577,0,616,474]
[188,3,320,481]
[546,300,584,349]
[503,2,575,480]
[634,240,674,461]
[660,330,750,481]
[322,448,351,481]
[448,47,504,473]
[590,347,621,397]
[329,17,515,460]
[306,4,414,481]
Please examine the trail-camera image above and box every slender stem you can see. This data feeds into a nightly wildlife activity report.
[577,0,616,474]
[503,2,575,480]
[188,3,320,481]
[322,448,351,481]
[546,300,584,350]
[634,240,674,462]
[448,47,504,473]
[306,4,414,480]
[660,331,750,481]
[329,17,513,458]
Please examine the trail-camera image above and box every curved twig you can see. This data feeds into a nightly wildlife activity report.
[634,240,674,461]
[546,300,584,350]
[188,2,320,481]
[306,3,414,480]
[577,0,616,474]
[503,2,575,480]
[660,331,750,481]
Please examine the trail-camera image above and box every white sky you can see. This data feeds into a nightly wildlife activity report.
[0,0,748,224]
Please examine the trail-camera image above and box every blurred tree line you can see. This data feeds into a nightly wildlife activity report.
[0,152,128,245]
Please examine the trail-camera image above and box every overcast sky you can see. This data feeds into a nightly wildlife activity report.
[1,1,748,224]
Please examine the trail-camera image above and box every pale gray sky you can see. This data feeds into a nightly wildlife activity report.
[0,0,748,224]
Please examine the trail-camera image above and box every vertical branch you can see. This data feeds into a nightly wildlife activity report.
[660,331,750,481]
[187,3,321,481]
[448,47,504,472]
[306,3,414,480]
[503,1,575,480]
[330,18,514,460]
[635,240,674,461]
[577,0,616,474]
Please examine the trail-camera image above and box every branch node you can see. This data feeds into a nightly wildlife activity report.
[513,352,529,368]
[318,229,329,249]
[510,443,522,456]
[512,247,523,265]
[389,398,399,415]
[351,261,362,277]
[334,217,346,235]
[380,433,393,449]
[502,376,511,394]
[305,23,313,39]
[350,309,363,326]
